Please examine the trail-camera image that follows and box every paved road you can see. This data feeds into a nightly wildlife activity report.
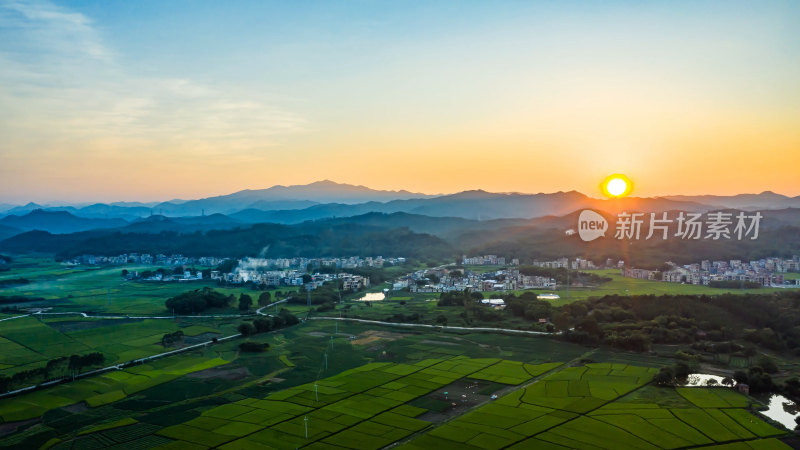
[256,298,288,316]
[308,316,554,336]
[0,298,290,400]
[0,297,291,324]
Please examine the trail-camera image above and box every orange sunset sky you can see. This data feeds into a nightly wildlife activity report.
[1,1,799,203]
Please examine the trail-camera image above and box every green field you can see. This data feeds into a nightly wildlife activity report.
[400,362,788,450]
[36,357,788,450]
[0,351,229,422]
[1,258,798,449]
[0,315,238,377]
[0,257,292,315]
[529,269,795,306]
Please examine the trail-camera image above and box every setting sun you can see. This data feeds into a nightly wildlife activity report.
[602,174,633,198]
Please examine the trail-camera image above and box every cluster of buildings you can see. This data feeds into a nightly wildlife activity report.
[462,255,518,266]
[65,254,404,270]
[65,254,225,267]
[235,256,404,270]
[126,269,204,282]
[622,256,800,287]
[397,267,556,293]
[531,257,615,270]
[213,269,369,291]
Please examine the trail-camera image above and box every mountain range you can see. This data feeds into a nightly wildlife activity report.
[3,181,798,222]
[0,181,798,264]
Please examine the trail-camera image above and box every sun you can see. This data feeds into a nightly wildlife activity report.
[601,174,633,198]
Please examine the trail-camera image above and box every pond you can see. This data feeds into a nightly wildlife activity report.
[680,373,727,387]
[355,292,385,302]
[757,394,799,431]
[677,373,798,431]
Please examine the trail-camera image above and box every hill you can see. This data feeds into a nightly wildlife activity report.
[0,221,453,260]
[0,210,129,234]
[663,191,800,210]
[1,208,798,267]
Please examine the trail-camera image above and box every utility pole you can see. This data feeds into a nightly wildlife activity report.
[314,383,318,402]
[324,352,328,370]
[304,416,308,439]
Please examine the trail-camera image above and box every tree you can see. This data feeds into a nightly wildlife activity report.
[121,269,128,277]
[757,356,778,374]
[238,293,253,311]
[721,376,734,387]
[238,322,257,336]
[278,309,299,326]
[653,367,675,386]
[302,274,312,284]
[253,317,273,333]
[239,341,270,352]
[733,370,749,384]
[161,331,184,347]
[165,288,231,314]
[436,315,448,326]
[258,291,272,306]
[674,362,691,379]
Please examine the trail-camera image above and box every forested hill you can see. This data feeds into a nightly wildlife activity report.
[1,209,798,266]
[0,222,454,259]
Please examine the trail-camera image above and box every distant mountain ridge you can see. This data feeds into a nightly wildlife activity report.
[662,191,800,210]
[0,210,128,234]
[1,183,798,227]
[2,208,799,267]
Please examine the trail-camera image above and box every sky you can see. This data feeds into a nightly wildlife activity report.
[1,0,799,203]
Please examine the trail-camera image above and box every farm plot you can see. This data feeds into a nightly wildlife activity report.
[402,363,790,450]
[0,317,89,364]
[150,357,505,449]
[0,354,229,422]
[515,363,658,413]
[467,360,562,385]
[25,358,791,450]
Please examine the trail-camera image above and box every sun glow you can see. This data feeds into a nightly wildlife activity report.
[601,174,633,198]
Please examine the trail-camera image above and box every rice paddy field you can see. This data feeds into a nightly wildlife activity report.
[0,315,239,376]
[0,316,794,449]
[21,354,792,450]
[1,258,798,448]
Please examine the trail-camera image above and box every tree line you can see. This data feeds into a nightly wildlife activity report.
[0,352,105,393]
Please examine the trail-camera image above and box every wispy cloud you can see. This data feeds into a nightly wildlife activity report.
[0,0,306,163]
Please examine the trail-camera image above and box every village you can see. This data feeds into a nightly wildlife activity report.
[623,255,800,287]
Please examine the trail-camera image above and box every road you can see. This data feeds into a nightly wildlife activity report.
[256,298,288,316]
[308,316,554,336]
[0,332,242,400]
[0,298,291,400]
[0,297,291,324]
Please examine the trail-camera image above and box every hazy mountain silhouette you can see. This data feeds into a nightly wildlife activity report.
[663,191,800,210]
[0,210,129,234]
